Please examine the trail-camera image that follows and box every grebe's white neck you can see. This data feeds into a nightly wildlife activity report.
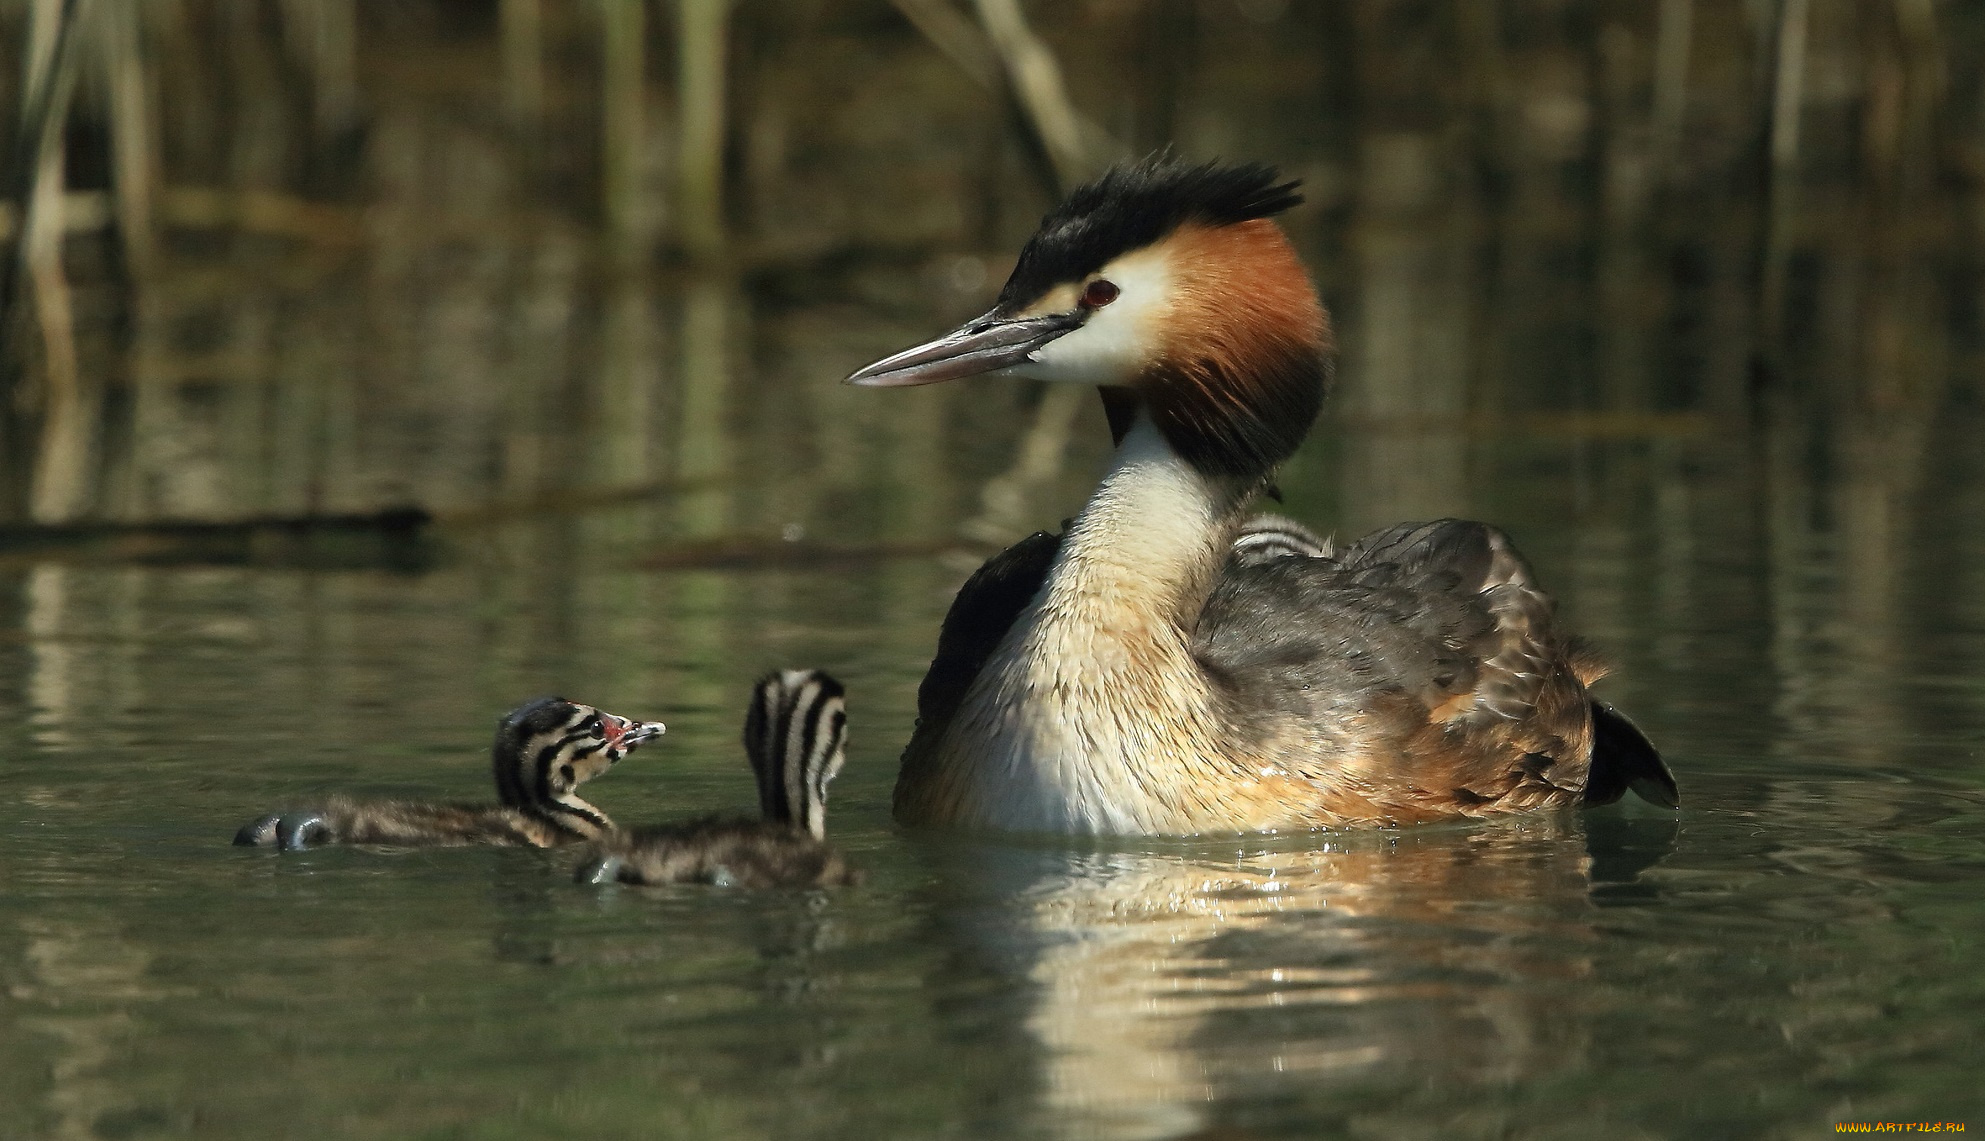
[1052,415,1246,625]
[928,414,1259,833]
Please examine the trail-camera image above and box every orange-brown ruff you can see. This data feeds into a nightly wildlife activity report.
[850,155,1674,835]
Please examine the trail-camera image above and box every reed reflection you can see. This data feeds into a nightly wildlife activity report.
[1335,134,1473,536]
[929,814,1656,1141]
[674,273,737,537]
[11,916,185,1141]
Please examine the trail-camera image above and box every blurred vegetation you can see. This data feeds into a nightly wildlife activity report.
[4,11,1985,1136]
[0,0,1978,545]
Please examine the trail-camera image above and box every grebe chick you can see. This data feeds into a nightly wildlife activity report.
[1229,514,1334,565]
[576,670,858,888]
[234,698,664,850]
[847,154,1677,835]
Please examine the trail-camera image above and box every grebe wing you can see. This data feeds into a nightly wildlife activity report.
[1334,521,1676,806]
[1198,518,1676,809]
[1195,519,1598,800]
[912,529,1064,740]
[1332,519,1568,725]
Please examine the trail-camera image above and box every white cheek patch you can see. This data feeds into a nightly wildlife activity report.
[1010,250,1172,386]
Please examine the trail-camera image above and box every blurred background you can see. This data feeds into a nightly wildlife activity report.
[1,0,1979,545]
[3,4,1985,1138]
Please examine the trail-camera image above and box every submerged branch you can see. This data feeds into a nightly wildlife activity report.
[0,507,431,568]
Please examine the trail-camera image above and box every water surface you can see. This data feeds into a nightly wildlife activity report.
[5,5,1985,1136]
[5,384,1984,1140]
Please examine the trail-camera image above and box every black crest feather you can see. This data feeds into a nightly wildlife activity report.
[996,154,1303,311]
[500,696,574,739]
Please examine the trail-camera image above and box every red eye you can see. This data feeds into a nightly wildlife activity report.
[1082,279,1119,308]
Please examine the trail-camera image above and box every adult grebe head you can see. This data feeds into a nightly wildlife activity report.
[847,154,1334,480]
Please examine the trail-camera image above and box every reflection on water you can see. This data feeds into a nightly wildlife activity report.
[1336,181,1474,533]
[2,498,1984,1135]
[3,3,1985,1138]
[939,821,1621,1140]
[5,0,1978,543]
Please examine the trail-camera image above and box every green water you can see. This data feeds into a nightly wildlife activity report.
[4,402,1984,1137]
[5,4,1985,1128]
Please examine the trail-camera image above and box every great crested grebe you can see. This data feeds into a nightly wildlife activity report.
[234,698,665,850]
[848,154,1677,835]
[575,669,858,888]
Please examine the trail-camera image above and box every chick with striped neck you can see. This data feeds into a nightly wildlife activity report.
[849,154,1676,835]
[234,698,664,850]
[576,669,858,889]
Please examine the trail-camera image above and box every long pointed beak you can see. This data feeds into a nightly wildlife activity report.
[845,308,1083,387]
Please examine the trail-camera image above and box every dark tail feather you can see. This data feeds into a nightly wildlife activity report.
[1585,702,1679,809]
